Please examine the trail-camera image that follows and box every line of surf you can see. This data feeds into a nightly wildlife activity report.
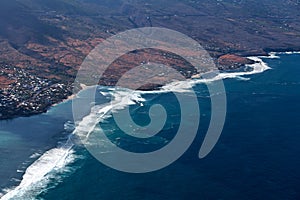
[0,135,76,200]
[0,54,272,200]
[73,55,272,149]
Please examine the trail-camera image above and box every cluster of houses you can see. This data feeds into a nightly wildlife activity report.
[0,65,72,119]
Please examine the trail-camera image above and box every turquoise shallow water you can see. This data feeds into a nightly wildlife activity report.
[0,99,73,190]
[1,53,300,199]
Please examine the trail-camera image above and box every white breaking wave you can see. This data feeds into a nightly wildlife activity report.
[259,52,280,59]
[0,89,151,199]
[160,56,271,92]
[216,56,270,79]
[254,51,300,65]
[189,56,271,84]
[75,89,148,142]
[29,153,41,159]
[275,51,300,55]
[259,51,300,59]
[0,138,76,200]
[0,55,271,200]
[73,55,272,149]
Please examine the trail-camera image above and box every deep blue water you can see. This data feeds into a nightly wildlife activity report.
[1,53,300,200]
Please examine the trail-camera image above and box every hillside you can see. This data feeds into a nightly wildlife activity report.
[0,0,300,118]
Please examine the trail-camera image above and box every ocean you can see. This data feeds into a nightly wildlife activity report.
[0,52,300,200]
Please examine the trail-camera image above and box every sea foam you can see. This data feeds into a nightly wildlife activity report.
[0,137,76,200]
[259,52,280,59]
[275,51,300,55]
[0,55,271,200]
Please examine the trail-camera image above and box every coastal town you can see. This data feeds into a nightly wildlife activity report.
[0,0,299,120]
[0,52,258,120]
[0,65,73,119]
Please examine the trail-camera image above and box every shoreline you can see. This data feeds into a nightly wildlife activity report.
[51,94,76,107]
[51,84,89,107]
[0,50,297,121]
[0,51,297,199]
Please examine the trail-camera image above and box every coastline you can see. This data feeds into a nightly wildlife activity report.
[0,50,297,121]
[51,94,76,107]
[1,51,298,199]
[51,84,91,108]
